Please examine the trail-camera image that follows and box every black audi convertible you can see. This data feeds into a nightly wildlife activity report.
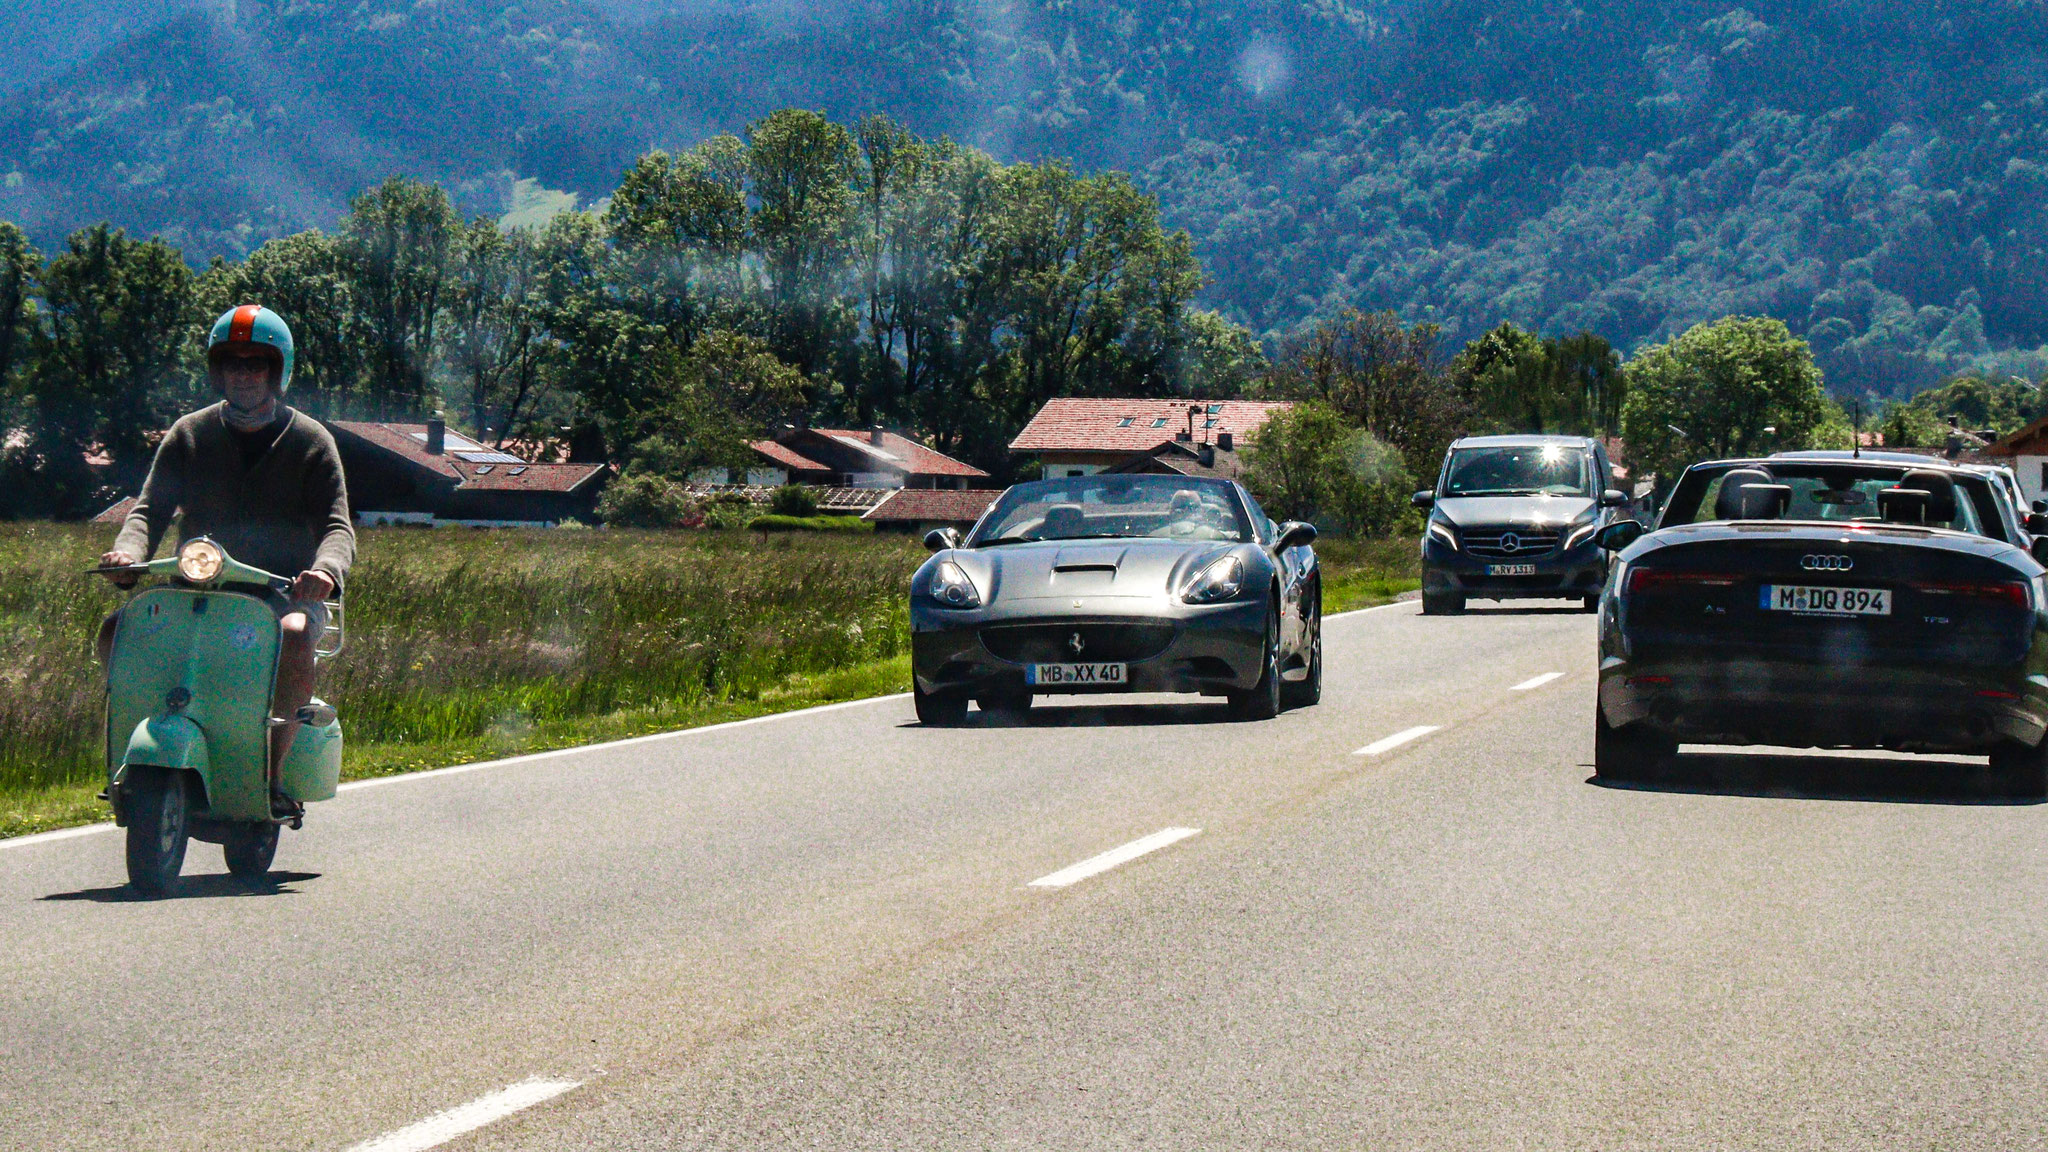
[1594,454,2048,790]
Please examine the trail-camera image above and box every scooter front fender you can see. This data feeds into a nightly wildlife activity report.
[118,713,212,810]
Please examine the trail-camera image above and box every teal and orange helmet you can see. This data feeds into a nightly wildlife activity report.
[207,304,296,395]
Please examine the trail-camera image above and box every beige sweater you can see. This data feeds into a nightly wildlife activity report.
[113,402,355,594]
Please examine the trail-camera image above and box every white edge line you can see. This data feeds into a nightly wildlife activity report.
[1,693,912,851]
[1028,826,1201,889]
[1352,725,1442,756]
[345,1078,581,1152]
[1324,597,1418,621]
[1510,672,1566,691]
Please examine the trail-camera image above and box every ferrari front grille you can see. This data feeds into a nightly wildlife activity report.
[978,623,1177,664]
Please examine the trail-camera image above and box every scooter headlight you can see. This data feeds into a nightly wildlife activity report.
[176,539,225,584]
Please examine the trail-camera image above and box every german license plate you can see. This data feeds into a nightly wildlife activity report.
[1027,662,1128,686]
[1760,584,1891,616]
[1487,563,1538,576]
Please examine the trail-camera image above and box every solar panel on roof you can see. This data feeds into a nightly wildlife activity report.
[454,451,523,463]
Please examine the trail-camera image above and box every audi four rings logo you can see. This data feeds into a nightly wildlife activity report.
[1801,554,1854,571]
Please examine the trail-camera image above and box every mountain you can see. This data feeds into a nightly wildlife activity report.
[2,0,2045,397]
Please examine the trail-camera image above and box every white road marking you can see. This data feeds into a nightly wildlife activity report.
[344,1078,580,1152]
[1323,597,1419,621]
[1353,725,1442,756]
[1028,827,1201,889]
[1511,672,1565,691]
[1,693,913,850]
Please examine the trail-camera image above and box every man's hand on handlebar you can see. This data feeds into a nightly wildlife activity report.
[98,549,141,588]
[291,569,336,603]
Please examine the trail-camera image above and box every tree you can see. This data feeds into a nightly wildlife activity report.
[1452,323,1624,436]
[442,218,556,445]
[1263,309,1470,473]
[0,222,36,398]
[1620,316,1827,491]
[1241,400,1414,537]
[604,137,749,357]
[616,330,807,479]
[338,177,461,416]
[747,109,857,382]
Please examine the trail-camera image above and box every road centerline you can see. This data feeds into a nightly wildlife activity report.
[343,1078,581,1152]
[1028,827,1202,889]
[1353,725,1442,756]
[1510,672,1565,691]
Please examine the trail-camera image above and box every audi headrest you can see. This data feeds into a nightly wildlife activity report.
[1715,468,1790,521]
[1041,504,1087,538]
[1878,487,1932,525]
[1898,469,1957,524]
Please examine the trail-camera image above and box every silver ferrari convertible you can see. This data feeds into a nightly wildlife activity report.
[909,474,1321,725]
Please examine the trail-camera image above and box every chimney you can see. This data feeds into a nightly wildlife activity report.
[773,421,798,443]
[870,424,886,445]
[1198,443,1216,468]
[1217,430,1234,451]
[425,415,445,455]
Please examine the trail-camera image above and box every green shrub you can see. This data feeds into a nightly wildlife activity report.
[596,473,702,528]
[747,514,873,533]
[769,484,820,517]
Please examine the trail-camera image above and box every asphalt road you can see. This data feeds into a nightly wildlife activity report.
[6,600,2048,1150]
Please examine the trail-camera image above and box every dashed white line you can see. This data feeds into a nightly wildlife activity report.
[1028,827,1202,888]
[1353,725,1442,756]
[1511,672,1565,691]
[344,1078,581,1152]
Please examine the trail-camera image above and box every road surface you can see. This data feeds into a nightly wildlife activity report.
[5,601,2047,1150]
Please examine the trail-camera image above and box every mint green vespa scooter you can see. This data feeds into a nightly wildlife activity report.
[94,537,343,892]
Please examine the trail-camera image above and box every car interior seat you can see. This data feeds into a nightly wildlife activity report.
[1040,504,1088,538]
[1880,469,1958,526]
[1714,468,1791,520]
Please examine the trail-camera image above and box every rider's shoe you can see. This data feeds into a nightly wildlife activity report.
[269,790,304,823]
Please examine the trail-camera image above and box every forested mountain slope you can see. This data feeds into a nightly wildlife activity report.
[3,0,2043,396]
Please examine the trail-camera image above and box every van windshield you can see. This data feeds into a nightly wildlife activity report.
[1441,445,1593,498]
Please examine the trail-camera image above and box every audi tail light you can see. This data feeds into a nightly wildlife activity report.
[1908,580,2032,610]
[1626,569,1741,596]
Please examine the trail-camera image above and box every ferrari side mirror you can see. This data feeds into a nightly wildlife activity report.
[1274,521,1318,551]
[923,528,961,552]
[1599,488,1629,507]
[1597,521,1645,552]
[2027,512,2048,535]
[1410,490,1435,509]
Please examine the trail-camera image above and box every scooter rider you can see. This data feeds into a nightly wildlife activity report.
[96,305,354,817]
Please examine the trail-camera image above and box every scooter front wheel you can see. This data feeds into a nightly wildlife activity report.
[222,822,279,879]
[123,766,189,895]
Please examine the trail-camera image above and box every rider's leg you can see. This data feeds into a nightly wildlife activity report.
[268,610,317,786]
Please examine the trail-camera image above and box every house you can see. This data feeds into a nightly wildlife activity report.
[1105,437,1246,481]
[326,417,608,527]
[709,425,990,490]
[1981,417,2048,507]
[1008,398,1292,477]
[861,487,1001,535]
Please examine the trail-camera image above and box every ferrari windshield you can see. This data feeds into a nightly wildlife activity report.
[972,475,1253,545]
[1663,462,2006,539]
[1441,444,1594,498]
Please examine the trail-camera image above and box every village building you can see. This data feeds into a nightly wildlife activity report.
[325,417,608,527]
[860,487,1002,535]
[696,425,990,490]
[1981,417,2048,507]
[1007,398,1291,478]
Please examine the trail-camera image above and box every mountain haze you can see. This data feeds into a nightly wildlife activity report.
[3,0,2044,396]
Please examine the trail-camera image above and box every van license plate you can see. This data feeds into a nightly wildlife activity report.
[1027,662,1128,686]
[1487,563,1537,576]
[1760,585,1891,616]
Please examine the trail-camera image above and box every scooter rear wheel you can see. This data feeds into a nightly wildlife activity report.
[222,822,280,879]
[123,766,189,895]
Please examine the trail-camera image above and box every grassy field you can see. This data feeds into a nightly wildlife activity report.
[0,524,1418,838]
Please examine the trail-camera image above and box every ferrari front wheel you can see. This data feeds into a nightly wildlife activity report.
[914,682,967,727]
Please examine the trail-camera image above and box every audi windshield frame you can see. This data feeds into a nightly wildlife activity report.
[1594,455,2048,792]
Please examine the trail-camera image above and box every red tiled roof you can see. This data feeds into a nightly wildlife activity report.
[812,429,989,478]
[862,487,1002,524]
[446,460,606,493]
[747,440,832,472]
[330,420,601,492]
[1008,399,1292,454]
[93,496,138,525]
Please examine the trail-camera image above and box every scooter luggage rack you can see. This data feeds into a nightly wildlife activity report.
[314,599,345,660]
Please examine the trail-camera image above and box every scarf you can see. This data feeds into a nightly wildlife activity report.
[222,394,281,432]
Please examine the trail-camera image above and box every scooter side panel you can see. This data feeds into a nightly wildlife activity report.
[280,710,342,802]
[107,589,278,821]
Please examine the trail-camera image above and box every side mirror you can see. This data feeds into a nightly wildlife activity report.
[2028,512,2048,536]
[2033,537,2048,566]
[2033,499,2047,515]
[1411,490,1435,509]
[1274,521,1318,551]
[923,527,961,552]
[1597,521,1645,552]
[1599,488,1629,507]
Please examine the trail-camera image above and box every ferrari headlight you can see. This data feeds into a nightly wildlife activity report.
[1427,520,1459,550]
[1182,554,1247,604]
[1565,521,1599,550]
[176,539,225,584]
[928,560,981,609]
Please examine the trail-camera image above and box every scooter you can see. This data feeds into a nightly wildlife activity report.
[92,537,344,893]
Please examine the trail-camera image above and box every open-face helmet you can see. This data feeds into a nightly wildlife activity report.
[207,304,296,395]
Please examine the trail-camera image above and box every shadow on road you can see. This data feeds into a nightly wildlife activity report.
[907,701,1237,729]
[41,871,322,903]
[1588,752,2046,806]
[1457,604,1592,616]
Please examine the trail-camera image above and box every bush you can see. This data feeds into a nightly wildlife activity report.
[747,514,873,533]
[596,473,703,528]
[1242,401,1417,536]
[770,484,821,517]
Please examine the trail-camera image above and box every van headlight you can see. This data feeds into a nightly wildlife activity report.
[1565,521,1599,550]
[1427,520,1459,550]
[1182,554,1247,604]
[176,539,225,583]
[928,560,981,609]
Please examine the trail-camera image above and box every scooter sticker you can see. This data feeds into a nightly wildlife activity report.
[228,623,262,652]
